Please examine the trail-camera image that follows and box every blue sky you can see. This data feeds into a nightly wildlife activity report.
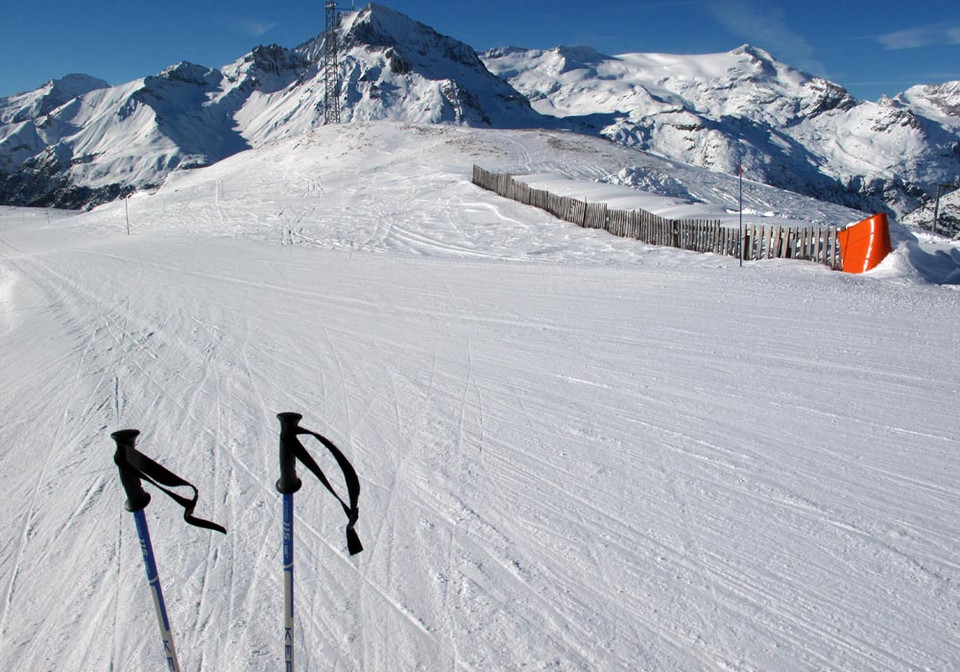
[1,0,958,101]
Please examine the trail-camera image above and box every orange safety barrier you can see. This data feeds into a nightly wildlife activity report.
[837,213,892,273]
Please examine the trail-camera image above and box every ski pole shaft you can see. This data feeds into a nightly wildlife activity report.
[133,509,181,672]
[276,413,303,670]
[283,492,295,671]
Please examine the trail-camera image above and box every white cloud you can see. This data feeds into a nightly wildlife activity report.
[233,20,279,37]
[707,0,826,75]
[877,23,960,50]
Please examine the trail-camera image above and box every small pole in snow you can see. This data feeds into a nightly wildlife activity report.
[124,196,131,236]
[738,160,744,267]
[932,182,956,236]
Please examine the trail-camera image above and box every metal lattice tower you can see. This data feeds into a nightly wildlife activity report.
[323,0,341,124]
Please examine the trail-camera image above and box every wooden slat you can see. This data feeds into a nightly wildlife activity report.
[472,167,839,270]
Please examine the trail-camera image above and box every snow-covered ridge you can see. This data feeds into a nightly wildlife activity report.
[481,44,960,220]
[896,81,960,125]
[0,3,540,208]
[0,2,958,219]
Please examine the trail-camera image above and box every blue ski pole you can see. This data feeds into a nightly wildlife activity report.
[276,412,363,670]
[282,492,296,669]
[111,429,226,672]
[276,414,302,671]
[112,429,181,672]
[133,508,180,671]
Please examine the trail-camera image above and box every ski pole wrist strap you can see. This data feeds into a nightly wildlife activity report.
[282,424,363,555]
[113,431,227,534]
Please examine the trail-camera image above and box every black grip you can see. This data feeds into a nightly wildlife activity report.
[274,411,362,555]
[111,429,152,512]
[109,429,226,534]
[276,412,303,494]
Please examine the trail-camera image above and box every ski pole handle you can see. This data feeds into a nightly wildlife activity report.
[111,429,152,512]
[276,413,303,495]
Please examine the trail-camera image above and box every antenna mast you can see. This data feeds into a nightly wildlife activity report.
[323,0,341,124]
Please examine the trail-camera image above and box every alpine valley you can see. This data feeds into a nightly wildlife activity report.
[1,3,958,226]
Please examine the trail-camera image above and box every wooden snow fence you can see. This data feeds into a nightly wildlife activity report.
[472,166,843,269]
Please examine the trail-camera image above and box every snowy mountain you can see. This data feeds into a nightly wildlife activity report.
[481,44,960,219]
[0,4,541,208]
[227,4,540,138]
[1,3,958,219]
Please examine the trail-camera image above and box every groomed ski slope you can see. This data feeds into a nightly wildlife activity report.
[1,124,958,671]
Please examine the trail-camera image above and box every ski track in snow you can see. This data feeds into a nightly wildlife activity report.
[1,125,959,671]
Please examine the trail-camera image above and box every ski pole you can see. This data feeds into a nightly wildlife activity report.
[275,412,363,670]
[112,429,181,672]
[276,413,303,671]
[111,429,226,672]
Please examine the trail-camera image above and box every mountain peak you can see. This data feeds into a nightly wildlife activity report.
[0,73,109,125]
[341,2,481,70]
[330,3,537,127]
[132,61,223,108]
[155,62,217,85]
[553,45,612,71]
[731,44,776,63]
[344,3,440,47]
[45,73,110,97]
[555,45,610,61]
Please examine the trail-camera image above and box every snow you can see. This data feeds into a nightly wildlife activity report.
[1,123,959,671]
